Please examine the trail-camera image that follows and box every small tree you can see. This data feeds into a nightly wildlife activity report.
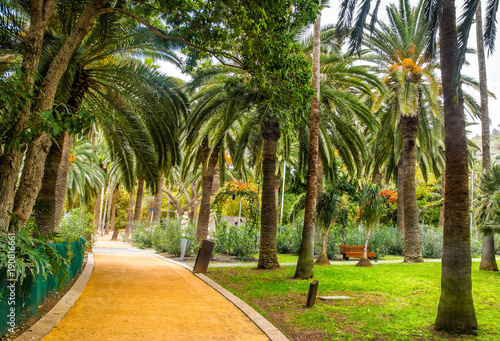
[476,165,500,252]
[315,189,341,265]
[356,183,386,267]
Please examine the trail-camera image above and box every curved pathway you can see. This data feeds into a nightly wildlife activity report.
[41,235,269,341]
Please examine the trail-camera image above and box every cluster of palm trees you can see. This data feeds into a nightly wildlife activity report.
[1,0,498,334]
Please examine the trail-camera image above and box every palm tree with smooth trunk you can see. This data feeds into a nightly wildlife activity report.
[476,0,498,271]
[356,183,386,267]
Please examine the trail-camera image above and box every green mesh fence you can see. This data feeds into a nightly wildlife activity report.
[0,237,85,337]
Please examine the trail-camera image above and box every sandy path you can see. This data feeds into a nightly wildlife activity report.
[42,238,269,341]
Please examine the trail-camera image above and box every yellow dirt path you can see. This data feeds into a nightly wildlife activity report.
[42,237,269,341]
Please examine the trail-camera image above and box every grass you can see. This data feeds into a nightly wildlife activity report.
[206,261,500,341]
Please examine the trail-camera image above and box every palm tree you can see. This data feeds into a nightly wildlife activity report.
[295,10,321,279]
[315,188,341,265]
[476,164,500,235]
[363,0,442,263]
[476,1,498,271]
[356,183,386,267]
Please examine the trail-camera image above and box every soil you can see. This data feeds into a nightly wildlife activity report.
[0,268,83,341]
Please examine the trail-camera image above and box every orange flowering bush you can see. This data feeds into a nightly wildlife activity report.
[212,181,259,227]
[380,189,398,203]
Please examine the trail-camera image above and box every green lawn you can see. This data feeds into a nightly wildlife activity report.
[206,261,500,340]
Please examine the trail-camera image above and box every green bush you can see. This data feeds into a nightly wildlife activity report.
[0,226,70,288]
[131,219,196,256]
[419,225,443,258]
[214,221,259,260]
[276,217,303,254]
[57,209,94,249]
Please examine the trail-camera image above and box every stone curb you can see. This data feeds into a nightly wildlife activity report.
[15,254,95,341]
[152,253,289,341]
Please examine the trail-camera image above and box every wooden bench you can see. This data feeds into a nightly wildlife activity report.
[340,245,376,260]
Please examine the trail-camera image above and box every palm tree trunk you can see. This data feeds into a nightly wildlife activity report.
[152,174,164,223]
[295,12,320,279]
[476,1,498,272]
[54,131,71,229]
[434,0,477,332]
[104,179,115,234]
[10,133,53,230]
[258,120,281,269]
[146,189,153,224]
[397,154,405,233]
[7,0,111,231]
[0,0,58,230]
[109,186,118,230]
[93,189,102,230]
[363,228,372,259]
[211,164,220,196]
[34,132,66,235]
[401,114,424,263]
[125,188,135,237]
[316,158,324,196]
[134,177,144,222]
[196,136,221,240]
[315,226,330,265]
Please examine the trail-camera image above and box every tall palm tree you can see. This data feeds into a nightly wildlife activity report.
[476,0,498,271]
[337,0,488,331]
[363,0,442,263]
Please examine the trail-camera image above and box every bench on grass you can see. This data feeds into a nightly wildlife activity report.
[340,245,376,260]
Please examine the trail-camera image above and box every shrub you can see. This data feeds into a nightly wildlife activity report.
[131,219,196,256]
[58,209,94,249]
[419,225,443,258]
[213,221,259,260]
[276,217,303,254]
[0,226,70,288]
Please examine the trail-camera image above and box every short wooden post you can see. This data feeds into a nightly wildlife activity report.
[306,280,319,307]
[193,240,215,273]
[111,229,119,241]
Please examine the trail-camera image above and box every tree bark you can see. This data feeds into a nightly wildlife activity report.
[196,136,221,240]
[146,189,153,224]
[258,121,281,269]
[109,186,119,231]
[134,177,144,222]
[54,132,71,229]
[316,157,324,196]
[397,154,405,233]
[125,188,135,237]
[34,132,66,235]
[211,164,220,196]
[0,0,58,230]
[315,226,330,266]
[401,114,424,263]
[93,188,102,230]
[295,13,320,279]
[104,180,115,234]
[6,0,111,231]
[434,0,478,332]
[476,1,498,272]
[152,174,164,223]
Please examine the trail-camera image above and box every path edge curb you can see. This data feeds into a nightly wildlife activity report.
[153,254,289,341]
[15,253,95,341]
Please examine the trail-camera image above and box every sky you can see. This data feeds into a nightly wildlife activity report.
[158,0,500,138]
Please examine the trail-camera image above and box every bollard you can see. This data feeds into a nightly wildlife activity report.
[306,280,319,307]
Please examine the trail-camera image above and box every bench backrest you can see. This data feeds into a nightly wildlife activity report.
[340,245,369,252]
